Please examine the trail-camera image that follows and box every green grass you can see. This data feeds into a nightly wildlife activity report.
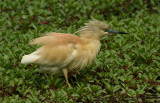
[0,0,160,102]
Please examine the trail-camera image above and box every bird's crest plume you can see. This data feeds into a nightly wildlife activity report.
[75,20,109,34]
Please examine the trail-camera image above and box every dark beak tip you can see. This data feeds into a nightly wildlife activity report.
[119,32,128,34]
[107,29,128,34]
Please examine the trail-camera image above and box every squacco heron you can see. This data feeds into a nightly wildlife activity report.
[21,20,127,87]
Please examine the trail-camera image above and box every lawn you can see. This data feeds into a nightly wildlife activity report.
[0,0,160,102]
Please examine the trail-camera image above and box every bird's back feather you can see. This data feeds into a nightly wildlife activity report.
[30,32,84,46]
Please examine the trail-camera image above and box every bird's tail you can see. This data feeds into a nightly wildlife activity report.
[21,53,40,64]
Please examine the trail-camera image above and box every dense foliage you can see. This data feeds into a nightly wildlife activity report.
[0,0,160,102]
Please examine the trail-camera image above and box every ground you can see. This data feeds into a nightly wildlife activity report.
[0,0,160,102]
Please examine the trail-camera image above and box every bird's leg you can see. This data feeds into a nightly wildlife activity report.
[62,68,71,87]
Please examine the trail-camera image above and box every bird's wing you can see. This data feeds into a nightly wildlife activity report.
[30,32,84,67]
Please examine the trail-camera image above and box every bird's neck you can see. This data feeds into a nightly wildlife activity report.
[79,31,101,40]
[84,38,101,63]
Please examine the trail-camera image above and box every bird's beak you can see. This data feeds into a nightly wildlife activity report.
[107,29,128,34]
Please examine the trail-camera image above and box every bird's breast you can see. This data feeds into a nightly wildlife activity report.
[68,40,101,70]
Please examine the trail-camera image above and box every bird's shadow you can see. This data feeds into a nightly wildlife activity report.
[68,69,90,87]
[28,66,91,89]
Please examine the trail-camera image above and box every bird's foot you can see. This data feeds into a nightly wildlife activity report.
[67,83,71,87]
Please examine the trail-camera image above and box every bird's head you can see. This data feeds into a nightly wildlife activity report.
[75,20,127,39]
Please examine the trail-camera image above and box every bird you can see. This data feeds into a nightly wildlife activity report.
[21,20,127,87]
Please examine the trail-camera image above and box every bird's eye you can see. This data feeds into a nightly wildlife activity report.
[104,29,108,32]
